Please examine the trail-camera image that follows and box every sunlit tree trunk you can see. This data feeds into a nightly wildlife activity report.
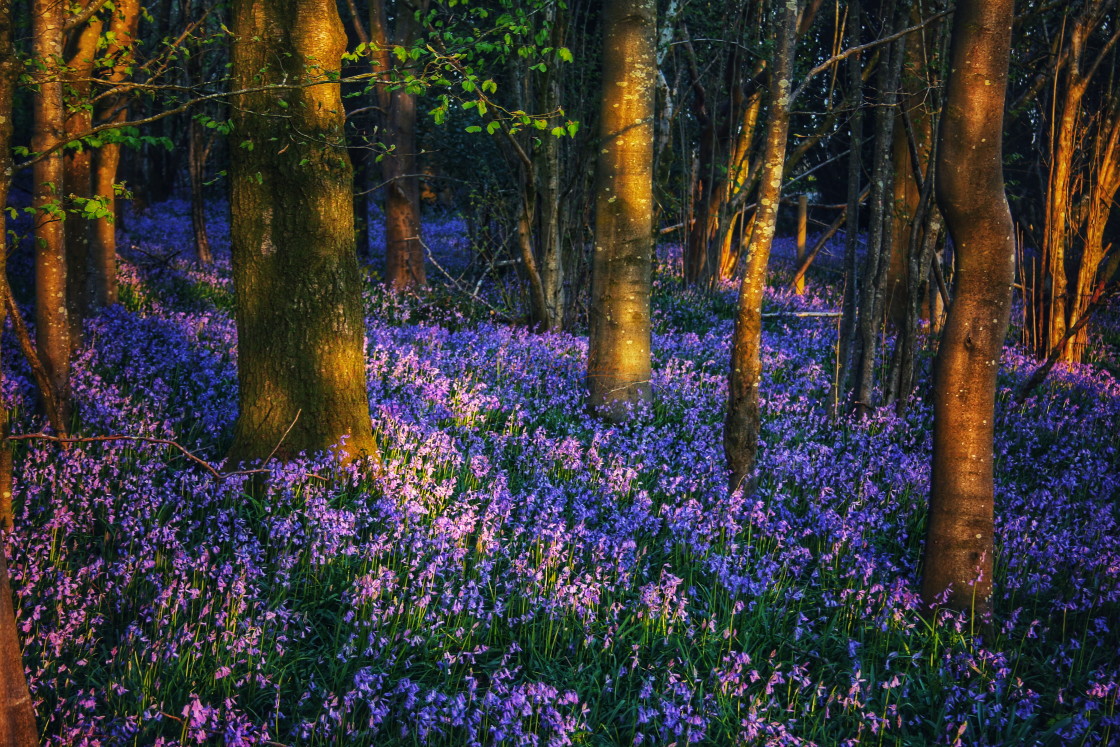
[1068,99,1119,361]
[228,0,376,463]
[91,0,140,307]
[31,0,71,418]
[587,0,655,421]
[921,0,1015,616]
[724,0,798,491]
[0,1,39,738]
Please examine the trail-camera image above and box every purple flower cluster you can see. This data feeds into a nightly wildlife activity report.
[2,204,1117,745]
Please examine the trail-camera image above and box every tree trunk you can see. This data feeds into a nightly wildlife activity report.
[91,0,140,307]
[228,0,376,464]
[833,0,863,417]
[587,0,656,421]
[63,17,102,346]
[921,0,1015,617]
[0,1,39,736]
[724,0,798,492]
[188,117,213,264]
[378,0,427,290]
[852,3,908,416]
[32,0,71,420]
[885,7,938,328]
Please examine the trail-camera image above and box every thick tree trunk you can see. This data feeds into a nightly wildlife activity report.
[0,1,39,737]
[63,17,103,345]
[724,0,797,492]
[921,0,1015,617]
[228,0,376,464]
[32,0,71,419]
[587,0,656,421]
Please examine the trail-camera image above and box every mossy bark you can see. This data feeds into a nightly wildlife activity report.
[228,0,376,464]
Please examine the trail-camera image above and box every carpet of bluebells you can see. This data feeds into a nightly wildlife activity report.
[4,199,1119,745]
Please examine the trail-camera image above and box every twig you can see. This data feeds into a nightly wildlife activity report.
[417,237,518,322]
[7,412,319,482]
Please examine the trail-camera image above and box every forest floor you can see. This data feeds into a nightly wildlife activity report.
[5,200,1120,745]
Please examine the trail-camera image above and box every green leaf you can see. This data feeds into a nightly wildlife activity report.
[465,125,483,133]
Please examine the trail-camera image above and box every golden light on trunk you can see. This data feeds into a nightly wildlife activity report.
[586,0,656,422]
[922,0,1015,616]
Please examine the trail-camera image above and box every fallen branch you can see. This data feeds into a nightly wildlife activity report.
[418,237,519,323]
[6,411,320,481]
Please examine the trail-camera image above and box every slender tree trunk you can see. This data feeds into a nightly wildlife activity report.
[32,0,71,419]
[921,0,1015,616]
[0,1,39,736]
[1067,90,1120,362]
[188,117,213,264]
[853,3,908,416]
[63,17,102,346]
[885,7,938,328]
[379,0,427,290]
[228,0,376,464]
[91,0,140,307]
[587,0,656,421]
[834,0,863,416]
[724,0,798,492]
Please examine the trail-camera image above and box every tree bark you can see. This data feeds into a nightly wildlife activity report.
[852,2,908,416]
[587,0,656,421]
[90,0,139,307]
[0,0,40,736]
[833,0,863,417]
[921,0,1015,617]
[63,15,103,345]
[228,0,376,464]
[377,0,428,290]
[724,0,798,492]
[188,116,213,264]
[32,0,71,420]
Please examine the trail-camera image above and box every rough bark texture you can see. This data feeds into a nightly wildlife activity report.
[0,0,39,736]
[378,0,427,290]
[32,0,72,418]
[724,0,797,492]
[228,0,376,464]
[921,0,1015,616]
[587,0,656,421]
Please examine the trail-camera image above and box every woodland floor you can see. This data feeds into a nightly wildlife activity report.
[4,199,1120,745]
